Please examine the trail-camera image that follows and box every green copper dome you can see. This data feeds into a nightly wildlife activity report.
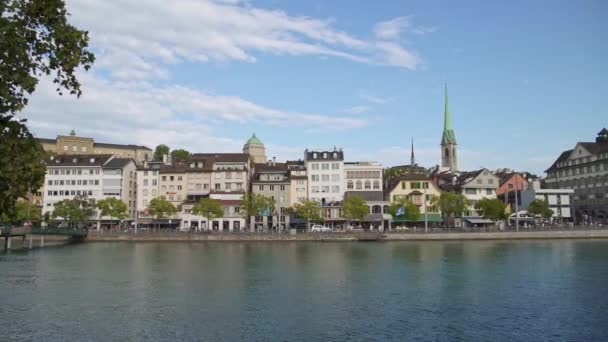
[246,133,263,145]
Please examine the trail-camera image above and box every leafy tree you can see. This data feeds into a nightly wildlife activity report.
[432,192,469,226]
[1,0,94,220]
[192,198,223,220]
[51,195,96,228]
[170,149,190,162]
[153,144,170,161]
[242,192,274,222]
[96,197,128,225]
[527,199,554,219]
[388,197,420,223]
[474,198,507,221]
[293,200,322,230]
[0,199,41,224]
[342,195,368,228]
[148,197,176,219]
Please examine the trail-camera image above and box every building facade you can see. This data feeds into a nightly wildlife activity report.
[305,149,345,203]
[38,131,152,164]
[287,160,308,206]
[544,129,608,222]
[386,174,442,224]
[251,161,291,230]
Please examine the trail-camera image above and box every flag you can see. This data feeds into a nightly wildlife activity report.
[396,206,405,216]
[259,207,270,216]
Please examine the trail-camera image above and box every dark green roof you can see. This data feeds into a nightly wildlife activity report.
[246,133,263,145]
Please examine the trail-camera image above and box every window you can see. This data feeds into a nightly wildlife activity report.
[347,181,354,190]
[313,153,318,159]
[177,195,182,201]
[236,183,243,190]
[322,163,329,170]
[178,176,182,181]
[63,145,68,151]
[280,185,286,191]
[312,186,319,193]
[465,188,477,195]
[259,185,264,191]
[169,185,175,191]
[152,179,157,186]
[161,185,167,191]
[170,176,174,181]
[144,171,148,176]
[364,181,371,189]
[225,172,231,180]
[323,153,327,159]
[152,189,157,196]
[81,146,87,152]
[311,163,319,170]
[411,182,421,189]
[269,185,275,191]
[143,189,148,196]
[195,183,201,190]
[356,180,362,189]
[311,175,319,182]
[321,175,329,182]
[226,183,232,190]
[488,179,494,184]
[72,144,77,152]
[476,179,482,184]
[331,174,340,182]
[331,163,339,170]
[215,184,221,190]
[236,172,243,179]
[234,206,240,214]
[401,182,406,189]
[373,180,380,190]
[279,196,285,202]
[48,180,52,186]
[486,189,493,195]
[177,185,182,190]
[215,173,221,179]
[321,186,329,193]
[144,179,148,186]
[162,176,166,181]
[331,186,339,193]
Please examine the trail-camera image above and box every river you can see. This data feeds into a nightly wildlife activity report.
[1,241,607,341]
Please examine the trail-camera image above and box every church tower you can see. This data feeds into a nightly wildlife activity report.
[243,133,267,164]
[441,84,458,171]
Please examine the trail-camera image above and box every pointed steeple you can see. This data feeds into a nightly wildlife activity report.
[410,137,415,166]
[441,83,456,144]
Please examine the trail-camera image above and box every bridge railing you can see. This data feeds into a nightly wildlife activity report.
[0,226,32,236]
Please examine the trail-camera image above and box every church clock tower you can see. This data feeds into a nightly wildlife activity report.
[441,84,458,171]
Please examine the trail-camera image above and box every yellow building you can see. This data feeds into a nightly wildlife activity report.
[38,130,152,165]
[386,174,442,224]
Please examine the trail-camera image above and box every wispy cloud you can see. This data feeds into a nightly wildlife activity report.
[345,105,371,114]
[359,92,389,104]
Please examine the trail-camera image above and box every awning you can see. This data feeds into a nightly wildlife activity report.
[465,218,495,224]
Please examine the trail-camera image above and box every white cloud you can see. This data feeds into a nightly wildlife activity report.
[64,0,426,77]
[345,105,371,114]
[359,92,389,104]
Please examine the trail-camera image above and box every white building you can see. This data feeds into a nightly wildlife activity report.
[521,182,574,220]
[304,149,344,203]
[43,154,137,220]
[343,162,383,192]
[135,161,162,217]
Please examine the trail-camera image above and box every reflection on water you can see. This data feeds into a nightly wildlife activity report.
[1,241,607,341]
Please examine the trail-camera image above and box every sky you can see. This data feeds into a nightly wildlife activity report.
[21,0,608,175]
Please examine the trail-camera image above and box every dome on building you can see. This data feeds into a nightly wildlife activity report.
[246,133,263,145]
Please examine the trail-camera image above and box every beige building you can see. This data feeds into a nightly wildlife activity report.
[386,174,442,225]
[287,160,307,206]
[159,164,188,208]
[242,133,267,164]
[38,130,152,165]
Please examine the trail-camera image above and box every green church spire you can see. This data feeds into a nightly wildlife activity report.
[442,83,456,144]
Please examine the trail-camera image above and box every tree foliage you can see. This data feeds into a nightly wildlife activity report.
[0,117,46,219]
[51,195,96,227]
[527,199,554,219]
[474,198,507,221]
[148,197,176,219]
[96,197,128,221]
[192,198,223,220]
[342,195,368,221]
[1,0,95,115]
[153,144,170,161]
[432,192,469,223]
[388,197,420,222]
[170,148,190,162]
[242,192,275,218]
[0,199,41,224]
[293,200,322,229]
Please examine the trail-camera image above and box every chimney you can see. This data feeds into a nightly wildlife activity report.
[162,154,168,164]
[272,156,276,166]
[167,153,173,165]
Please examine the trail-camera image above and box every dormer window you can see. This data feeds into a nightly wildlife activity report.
[313,153,317,159]
[198,162,203,168]
[333,152,337,158]
[190,162,195,168]
[72,158,77,163]
[323,153,327,159]
[90,158,95,163]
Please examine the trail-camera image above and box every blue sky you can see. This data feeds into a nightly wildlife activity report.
[23,0,607,175]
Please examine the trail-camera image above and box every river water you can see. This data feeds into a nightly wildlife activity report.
[1,241,607,341]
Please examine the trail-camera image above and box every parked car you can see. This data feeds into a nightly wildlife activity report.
[311,225,332,232]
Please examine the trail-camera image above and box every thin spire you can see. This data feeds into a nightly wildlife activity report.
[443,82,451,132]
[410,137,415,166]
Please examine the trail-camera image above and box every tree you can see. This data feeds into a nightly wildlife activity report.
[432,192,469,227]
[51,195,96,228]
[527,199,554,219]
[342,195,368,229]
[0,199,41,224]
[1,0,94,219]
[154,144,170,161]
[474,198,507,221]
[293,200,322,231]
[148,197,176,230]
[96,197,128,227]
[388,197,420,224]
[192,198,223,223]
[170,149,190,162]
[241,192,275,229]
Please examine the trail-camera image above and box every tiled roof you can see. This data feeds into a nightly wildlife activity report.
[103,158,135,169]
[545,150,572,172]
[192,153,249,163]
[46,154,113,167]
[304,150,344,161]
[255,162,287,172]
[36,138,151,150]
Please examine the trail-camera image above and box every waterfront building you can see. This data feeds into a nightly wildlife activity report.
[180,192,245,232]
[43,154,137,222]
[251,159,291,230]
[343,191,392,230]
[344,162,383,193]
[287,160,308,206]
[440,84,458,171]
[435,168,500,217]
[544,128,608,222]
[385,174,442,225]
[135,161,161,217]
[305,148,345,203]
[519,181,574,222]
[242,133,267,164]
[158,163,188,208]
[38,130,152,165]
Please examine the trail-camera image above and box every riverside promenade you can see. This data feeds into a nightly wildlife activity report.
[84,228,608,242]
